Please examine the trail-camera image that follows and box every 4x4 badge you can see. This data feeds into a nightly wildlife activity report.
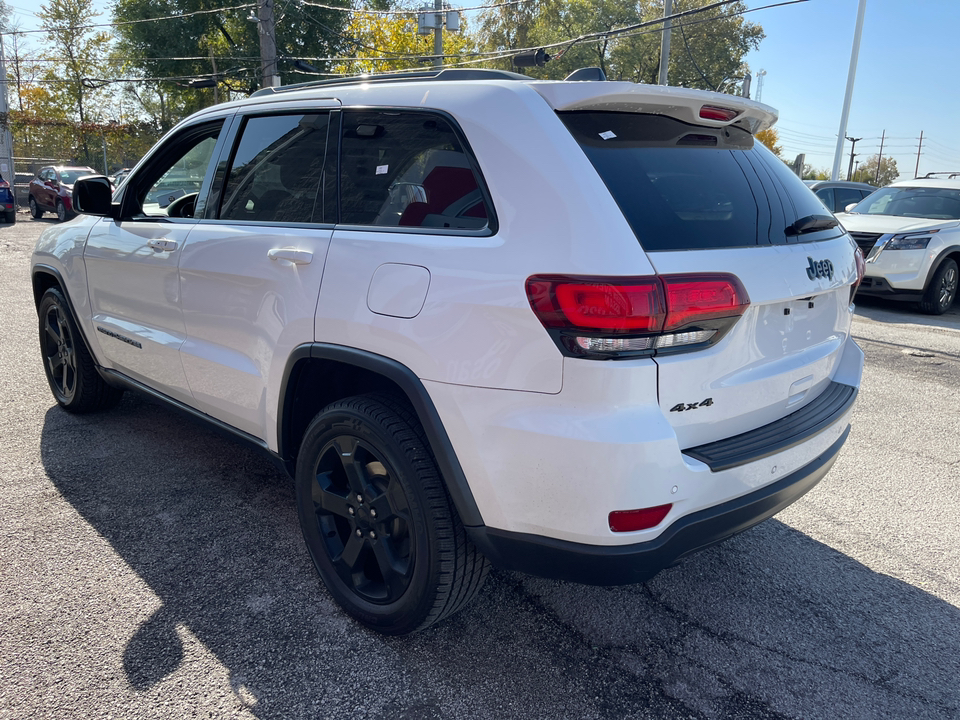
[806,257,834,281]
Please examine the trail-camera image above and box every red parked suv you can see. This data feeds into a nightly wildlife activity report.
[29,166,96,222]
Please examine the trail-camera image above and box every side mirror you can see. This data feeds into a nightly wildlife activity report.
[73,176,117,218]
[844,203,858,213]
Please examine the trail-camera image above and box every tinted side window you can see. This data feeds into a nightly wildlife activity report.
[834,187,864,211]
[220,113,329,224]
[815,187,835,210]
[339,110,491,230]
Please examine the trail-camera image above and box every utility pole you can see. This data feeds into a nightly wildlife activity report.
[755,69,767,102]
[831,0,867,181]
[845,136,862,181]
[257,0,280,88]
[915,130,924,178]
[418,4,459,69]
[658,0,673,85]
[874,129,885,184]
[433,0,443,69]
[0,34,15,188]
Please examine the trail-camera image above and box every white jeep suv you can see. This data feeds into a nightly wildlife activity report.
[838,175,960,314]
[32,68,864,635]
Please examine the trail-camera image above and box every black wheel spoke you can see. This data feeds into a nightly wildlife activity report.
[372,540,410,598]
[48,354,64,373]
[331,436,368,495]
[45,319,60,345]
[338,532,364,570]
[312,473,353,519]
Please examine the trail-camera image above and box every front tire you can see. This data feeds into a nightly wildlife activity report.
[38,287,123,413]
[919,258,958,315]
[29,196,42,219]
[295,395,488,635]
[55,199,68,222]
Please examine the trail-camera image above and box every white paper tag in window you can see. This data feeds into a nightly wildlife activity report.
[376,165,389,175]
[599,131,617,140]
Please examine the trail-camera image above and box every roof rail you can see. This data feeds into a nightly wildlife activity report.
[251,68,530,97]
[922,171,960,179]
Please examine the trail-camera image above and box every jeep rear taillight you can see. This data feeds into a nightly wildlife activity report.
[525,273,749,359]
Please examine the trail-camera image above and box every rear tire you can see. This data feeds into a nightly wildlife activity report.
[4,210,14,224]
[295,394,489,635]
[29,196,42,219]
[38,287,123,413]
[919,258,958,315]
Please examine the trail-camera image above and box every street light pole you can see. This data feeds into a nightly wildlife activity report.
[831,0,867,181]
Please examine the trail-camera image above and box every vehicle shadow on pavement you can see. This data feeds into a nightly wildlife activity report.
[40,394,960,720]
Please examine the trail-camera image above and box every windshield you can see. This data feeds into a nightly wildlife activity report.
[851,186,960,220]
[58,169,94,184]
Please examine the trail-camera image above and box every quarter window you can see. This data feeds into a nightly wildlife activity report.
[219,113,330,224]
[339,110,491,230]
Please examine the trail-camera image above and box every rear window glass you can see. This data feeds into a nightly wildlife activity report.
[559,112,838,250]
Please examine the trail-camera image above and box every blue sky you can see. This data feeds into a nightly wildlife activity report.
[744,0,960,180]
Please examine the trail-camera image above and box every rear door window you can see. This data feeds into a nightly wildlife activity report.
[833,187,863,212]
[559,111,841,250]
[338,110,493,231]
[815,187,835,210]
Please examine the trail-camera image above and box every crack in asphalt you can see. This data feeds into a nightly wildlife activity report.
[503,574,789,720]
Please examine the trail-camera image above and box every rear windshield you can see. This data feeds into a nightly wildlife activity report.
[851,185,960,220]
[559,112,838,250]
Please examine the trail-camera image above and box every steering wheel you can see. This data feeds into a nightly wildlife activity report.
[166,192,199,218]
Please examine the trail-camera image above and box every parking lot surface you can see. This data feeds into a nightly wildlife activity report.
[1,214,958,719]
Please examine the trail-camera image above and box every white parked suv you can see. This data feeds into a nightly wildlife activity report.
[838,175,960,314]
[31,68,864,635]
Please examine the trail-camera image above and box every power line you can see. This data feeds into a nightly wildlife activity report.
[298,0,535,16]
[1,3,256,36]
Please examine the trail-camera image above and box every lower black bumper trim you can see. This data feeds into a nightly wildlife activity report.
[466,426,849,586]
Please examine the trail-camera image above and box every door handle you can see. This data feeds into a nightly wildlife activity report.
[147,239,178,252]
[267,248,313,265]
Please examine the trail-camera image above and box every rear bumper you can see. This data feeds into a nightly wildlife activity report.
[467,426,849,586]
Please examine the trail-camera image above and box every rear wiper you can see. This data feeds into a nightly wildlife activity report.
[785,214,839,236]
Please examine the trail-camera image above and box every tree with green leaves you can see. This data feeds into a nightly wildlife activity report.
[477,0,763,89]
[37,0,112,166]
[111,0,352,114]
[855,154,898,187]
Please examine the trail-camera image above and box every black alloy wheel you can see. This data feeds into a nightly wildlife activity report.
[38,288,123,413]
[312,432,415,603]
[296,395,489,635]
[41,290,78,405]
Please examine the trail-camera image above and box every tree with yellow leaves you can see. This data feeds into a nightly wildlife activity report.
[331,7,476,76]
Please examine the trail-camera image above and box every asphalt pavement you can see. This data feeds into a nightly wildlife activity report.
[1,213,958,719]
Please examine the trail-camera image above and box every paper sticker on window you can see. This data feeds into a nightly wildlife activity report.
[599,131,617,140]
[376,165,389,175]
